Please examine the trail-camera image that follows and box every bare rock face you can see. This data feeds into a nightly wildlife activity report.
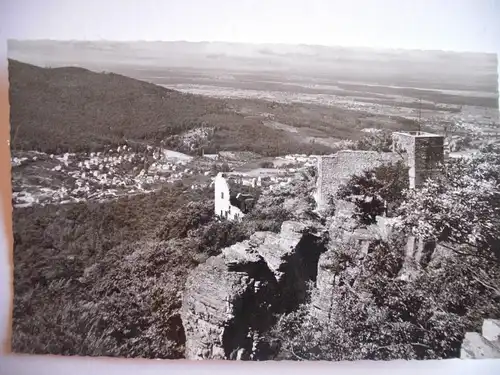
[461,319,500,359]
[181,252,258,360]
[310,250,339,323]
[180,221,326,360]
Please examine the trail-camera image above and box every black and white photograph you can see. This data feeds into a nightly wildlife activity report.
[6,0,500,362]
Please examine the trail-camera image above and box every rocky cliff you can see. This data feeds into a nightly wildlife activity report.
[180,221,327,360]
[181,202,493,361]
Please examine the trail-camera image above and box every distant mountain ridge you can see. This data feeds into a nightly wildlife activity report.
[8,40,498,94]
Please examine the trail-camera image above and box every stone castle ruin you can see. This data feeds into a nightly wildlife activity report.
[315,150,401,212]
[392,131,445,189]
[183,129,495,360]
[214,130,446,223]
[315,131,445,211]
[310,131,447,323]
[214,170,296,222]
[214,173,259,222]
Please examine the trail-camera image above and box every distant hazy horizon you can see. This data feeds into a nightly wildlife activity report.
[7,39,498,89]
[2,1,499,110]
[6,38,500,56]
[2,0,500,54]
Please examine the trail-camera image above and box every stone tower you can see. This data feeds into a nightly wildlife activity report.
[392,131,445,189]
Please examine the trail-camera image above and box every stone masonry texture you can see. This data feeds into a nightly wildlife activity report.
[316,150,401,211]
[392,132,444,188]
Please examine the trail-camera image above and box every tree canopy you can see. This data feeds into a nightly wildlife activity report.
[396,151,500,261]
[336,160,409,225]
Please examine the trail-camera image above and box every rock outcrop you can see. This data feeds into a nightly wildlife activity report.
[309,236,372,323]
[311,214,435,323]
[180,221,327,360]
[310,250,339,322]
[461,319,500,359]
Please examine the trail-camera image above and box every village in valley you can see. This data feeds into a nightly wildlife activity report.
[11,123,498,209]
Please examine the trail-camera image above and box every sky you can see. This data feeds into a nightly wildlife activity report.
[0,0,499,53]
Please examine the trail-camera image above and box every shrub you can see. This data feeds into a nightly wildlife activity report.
[396,151,500,261]
[336,161,409,224]
[354,130,394,152]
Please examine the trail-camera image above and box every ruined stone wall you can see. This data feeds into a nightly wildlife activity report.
[214,173,245,221]
[310,250,340,323]
[315,132,444,210]
[413,136,444,187]
[392,132,415,154]
[315,151,401,211]
[392,132,444,188]
[392,132,417,188]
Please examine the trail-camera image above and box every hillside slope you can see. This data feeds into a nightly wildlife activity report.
[8,59,344,156]
[8,59,231,154]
